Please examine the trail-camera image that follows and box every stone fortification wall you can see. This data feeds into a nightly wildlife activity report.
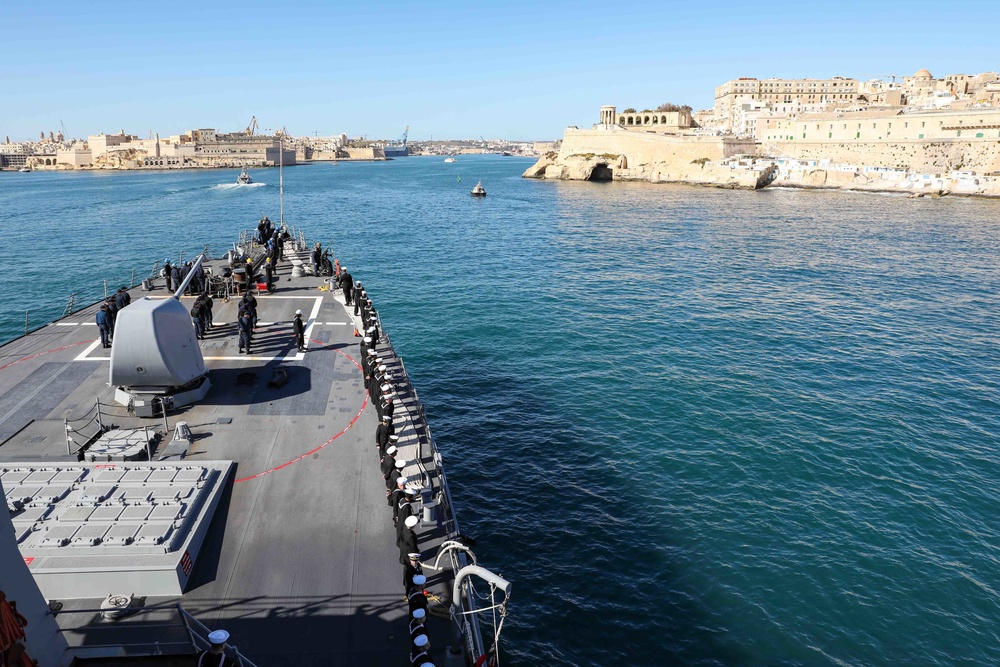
[761,139,1000,173]
[523,126,760,187]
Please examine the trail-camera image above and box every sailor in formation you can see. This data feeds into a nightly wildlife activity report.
[96,304,112,348]
[293,309,305,352]
[338,265,354,305]
[197,629,238,667]
[348,263,437,667]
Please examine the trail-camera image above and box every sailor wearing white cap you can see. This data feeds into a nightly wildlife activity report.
[410,633,432,667]
[380,394,395,420]
[375,413,393,455]
[386,458,406,492]
[292,310,305,352]
[338,266,353,305]
[404,553,424,593]
[352,280,364,314]
[380,445,397,479]
[388,474,409,514]
[399,514,420,565]
[396,488,416,541]
[197,629,237,667]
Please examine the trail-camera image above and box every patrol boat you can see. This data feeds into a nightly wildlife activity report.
[470,181,486,196]
[236,167,252,185]
[0,226,511,666]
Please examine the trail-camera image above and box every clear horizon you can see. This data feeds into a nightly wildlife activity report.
[2,0,997,142]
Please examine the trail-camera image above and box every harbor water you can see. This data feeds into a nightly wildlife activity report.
[2,158,999,666]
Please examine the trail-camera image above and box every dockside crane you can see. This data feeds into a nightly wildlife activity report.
[400,125,409,146]
[862,74,902,83]
[245,116,258,136]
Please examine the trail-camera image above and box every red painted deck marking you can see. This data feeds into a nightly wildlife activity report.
[0,340,92,372]
[235,345,369,483]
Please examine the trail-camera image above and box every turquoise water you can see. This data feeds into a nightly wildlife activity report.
[2,159,999,666]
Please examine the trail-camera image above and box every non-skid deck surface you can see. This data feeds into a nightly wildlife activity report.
[0,250,454,666]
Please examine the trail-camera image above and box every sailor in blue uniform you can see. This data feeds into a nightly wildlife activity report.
[410,633,432,667]
[237,311,253,354]
[96,304,112,348]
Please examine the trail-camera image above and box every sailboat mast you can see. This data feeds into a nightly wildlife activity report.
[279,136,284,226]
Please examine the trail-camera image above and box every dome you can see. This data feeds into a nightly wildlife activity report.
[914,69,933,79]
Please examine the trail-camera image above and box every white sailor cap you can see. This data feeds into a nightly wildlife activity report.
[382,414,391,421]
[408,552,421,560]
[378,364,387,372]
[389,434,400,441]
[404,488,417,496]
[412,574,427,586]
[411,607,426,619]
[295,309,302,315]
[208,629,230,644]
[340,266,346,271]
[397,476,408,486]
[386,445,397,455]
[395,459,406,469]
[366,325,376,332]
[405,515,419,528]
[413,634,429,648]
[419,663,434,667]
[380,383,391,392]
[363,336,372,343]
[366,348,377,356]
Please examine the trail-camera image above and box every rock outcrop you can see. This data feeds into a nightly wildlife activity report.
[522,126,770,189]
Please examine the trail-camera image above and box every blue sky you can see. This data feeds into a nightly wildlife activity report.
[2,0,997,141]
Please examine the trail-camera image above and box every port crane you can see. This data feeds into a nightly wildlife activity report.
[245,116,258,136]
[862,74,902,83]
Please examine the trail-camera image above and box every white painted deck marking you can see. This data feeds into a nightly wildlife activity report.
[72,296,323,363]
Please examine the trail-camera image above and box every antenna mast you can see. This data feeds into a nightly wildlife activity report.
[279,136,284,225]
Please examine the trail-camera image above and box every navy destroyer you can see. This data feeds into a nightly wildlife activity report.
[0,223,511,665]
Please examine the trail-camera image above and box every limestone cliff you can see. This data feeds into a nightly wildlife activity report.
[523,126,767,189]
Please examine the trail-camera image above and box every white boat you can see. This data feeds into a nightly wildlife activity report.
[470,181,486,197]
[18,165,32,173]
[444,157,456,163]
[237,167,252,184]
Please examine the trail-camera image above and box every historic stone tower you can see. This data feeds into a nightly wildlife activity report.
[600,105,617,127]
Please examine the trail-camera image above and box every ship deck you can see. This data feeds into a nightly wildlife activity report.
[0,243,455,666]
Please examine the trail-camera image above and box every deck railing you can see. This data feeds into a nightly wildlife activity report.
[50,602,258,666]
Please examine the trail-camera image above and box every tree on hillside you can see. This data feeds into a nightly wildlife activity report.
[656,103,693,113]
[622,108,636,114]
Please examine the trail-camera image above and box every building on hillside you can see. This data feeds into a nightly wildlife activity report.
[714,77,859,133]
[756,107,1000,172]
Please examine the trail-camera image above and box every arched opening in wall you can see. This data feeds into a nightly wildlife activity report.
[619,117,625,125]
[587,163,613,181]
[627,117,634,125]
[644,116,650,124]
[45,159,52,165]
[661,115,667,124]
[652,116,659,124]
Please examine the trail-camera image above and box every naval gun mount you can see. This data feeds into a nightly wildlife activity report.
[110,255,211,417]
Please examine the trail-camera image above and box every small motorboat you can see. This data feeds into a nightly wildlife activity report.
[18,165,32,173]
[237,167,253,184]
[444,157,456,163]
[470,181,486,197]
